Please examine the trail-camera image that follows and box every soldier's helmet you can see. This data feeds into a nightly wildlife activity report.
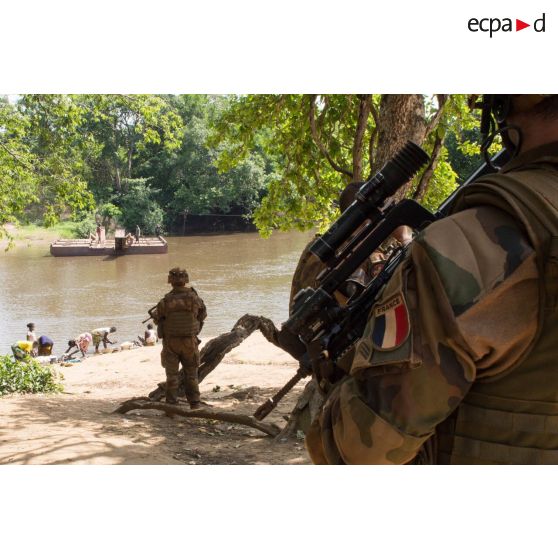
[471,94,558,162]
[168,267,189,285]
[471,94,557,123]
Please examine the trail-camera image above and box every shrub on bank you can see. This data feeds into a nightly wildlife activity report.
[72,215,98,239]
[0,356,64,396]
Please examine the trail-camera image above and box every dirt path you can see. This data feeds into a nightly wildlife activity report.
[0,333,311,465]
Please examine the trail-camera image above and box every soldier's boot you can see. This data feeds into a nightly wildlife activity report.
[184,366,201,410]
[166,388,179,405]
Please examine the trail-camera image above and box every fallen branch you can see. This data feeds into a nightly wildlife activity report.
[113,398,281,437]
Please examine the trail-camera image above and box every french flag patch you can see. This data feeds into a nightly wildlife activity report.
[371,294,410,350]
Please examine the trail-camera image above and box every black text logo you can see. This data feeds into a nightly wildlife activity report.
[468,13,546,37]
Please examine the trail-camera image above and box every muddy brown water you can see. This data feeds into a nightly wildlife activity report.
[0,231,313,356]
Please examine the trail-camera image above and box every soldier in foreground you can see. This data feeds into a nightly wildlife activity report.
[153,268,207,408]
[305,95,558,464]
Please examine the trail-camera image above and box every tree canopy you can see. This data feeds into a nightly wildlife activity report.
[0,95,94,233]
[209,94,483,235]
[1,94,485,241]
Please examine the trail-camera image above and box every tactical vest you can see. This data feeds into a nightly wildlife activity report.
[436,150,558,464]
[163,289,201,337]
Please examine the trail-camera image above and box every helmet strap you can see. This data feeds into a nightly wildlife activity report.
[481,124,522,171]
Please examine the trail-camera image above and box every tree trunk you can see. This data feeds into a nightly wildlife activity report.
[285,94,429,437]
[127,145,133,178]
[373,94,427,199]
[115,166,122,192]
[352,95,372,182]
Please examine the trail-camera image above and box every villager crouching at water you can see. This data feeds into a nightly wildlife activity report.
[11,340,35,361]
[151,267,207,408]
[92,327,117,353]
[37,335,54,356]
[65,332,93,359]
[144,323,158,346]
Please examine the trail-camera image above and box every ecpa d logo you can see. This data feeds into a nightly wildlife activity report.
[468,13,546,37]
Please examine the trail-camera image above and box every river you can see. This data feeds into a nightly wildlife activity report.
[0,231,314,355]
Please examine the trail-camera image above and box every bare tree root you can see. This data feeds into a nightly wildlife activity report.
[199,314,281,380]
[113,398,281,437]
[148,314,282,401]
[118,315,294,438]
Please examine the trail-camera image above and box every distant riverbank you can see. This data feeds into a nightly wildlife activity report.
[1,222,79,249]
[1,221,263,250]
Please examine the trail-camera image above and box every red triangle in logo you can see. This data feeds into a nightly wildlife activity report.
[516,19,530,31]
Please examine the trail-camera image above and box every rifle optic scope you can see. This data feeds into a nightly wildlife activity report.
[310,141,429,263]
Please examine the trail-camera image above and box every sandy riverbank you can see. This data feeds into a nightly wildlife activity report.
[0,333,311,465]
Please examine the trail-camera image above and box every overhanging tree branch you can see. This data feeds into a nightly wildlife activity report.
[0,140,33,171]
[413,134,444,202]
[352,95,372,182]
[308,95,353,178]
[368,101,380,175]
[424,94,448,139]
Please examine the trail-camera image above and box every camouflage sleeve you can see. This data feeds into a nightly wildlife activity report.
[155,298,166,323]
[306,206,539,464]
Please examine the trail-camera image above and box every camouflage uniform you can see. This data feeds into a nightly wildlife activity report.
[289,236,377,433]
[155,273,207,406]
[289,236,326,314]
[306,142,558,465]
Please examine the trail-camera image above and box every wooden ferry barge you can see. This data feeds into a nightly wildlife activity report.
[50,228,168,257]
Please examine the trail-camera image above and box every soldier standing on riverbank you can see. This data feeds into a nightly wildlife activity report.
[153,268,207,408]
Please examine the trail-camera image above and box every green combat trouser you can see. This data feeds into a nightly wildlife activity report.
[161,336,200,404]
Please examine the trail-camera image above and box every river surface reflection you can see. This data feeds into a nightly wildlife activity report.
[0,231,313,355]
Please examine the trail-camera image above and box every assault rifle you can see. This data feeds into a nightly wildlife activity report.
[254,142,510,420]
[142,305,158,324]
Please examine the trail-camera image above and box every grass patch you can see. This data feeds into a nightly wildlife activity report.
[14,221,80,240]
[0,356,64,396]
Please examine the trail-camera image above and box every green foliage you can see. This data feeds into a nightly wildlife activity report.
[410,95,482,209]
[76,94,183,202]
[118,178,164,234]
[0,97,40,238]
[1,94,184,244]
[2,93,487,241]
[97,203,122,221]
[211,94,484,233]
[0,355,63,396]
[140,95,273,228]
[421,149,459,211]
[19,95,96,225]
[169,117,268,216]
[209,95,370,235]
[445,131,482,183]
[72,214,98,238]
[0,95,95,238]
